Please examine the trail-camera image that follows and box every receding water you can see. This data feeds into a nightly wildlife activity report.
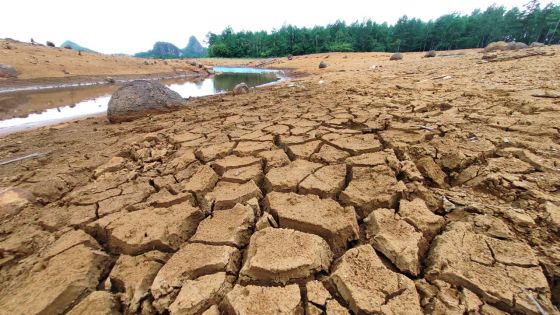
[0,67,282,135]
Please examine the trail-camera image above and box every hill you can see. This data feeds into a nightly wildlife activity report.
[135,36,207,59]
[182,36,208,57]
[60,40,96,53]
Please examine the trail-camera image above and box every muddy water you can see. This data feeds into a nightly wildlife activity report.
[0,68,281,135]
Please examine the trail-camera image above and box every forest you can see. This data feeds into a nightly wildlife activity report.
[206,0,560,58]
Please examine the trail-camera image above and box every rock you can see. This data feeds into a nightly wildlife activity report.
[205,180,263,210]
[390,52,403,60]
[311,144,351,163]
[543,202,560,231]
[211,155,261,175]
[286,140,322,159]
[202,305,220,315]
[484,41,508,52]
[195,142,236,162]
[93,156,127,178]
[183,165,219,194]
[0,64,18,78]
[265,159,322,193]
[287,54,293,60]
[107,251,167,314]
[330,245,423,314]
[40,229,100,260]
[239,228,333,284]
[190,203,255,247]
[299,164,347,198]
[506,41,528,50]
[319,61,327,69]
[364,208,425,276]
[105,77,115,84]
[426,221,555,314]
[234,141,276,156]
[67,291,120,315]
[98,203,204,254]
[399,198,445,240]
[306,280,331,307]
[424,50,437,58]
[46,41,55,47]
[107,80,186,123]
[0,245,111,314]
[265,192,359,254]
[169,272,233,315]
[530,42,545,47]
[255,212,278,231]
[222,164,263,184]
[416,156,447,187]
[325,133,382,155]
[233,83,249,95]
[222,284,303,314]
[258,149,291,172]
[326,299,350,314]
[151,243,240,311]
[339,165,404,217]
[0,187,33,220]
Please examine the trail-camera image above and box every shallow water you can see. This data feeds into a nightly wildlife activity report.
[0,67,281,135]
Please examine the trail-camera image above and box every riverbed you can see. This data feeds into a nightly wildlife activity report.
[0,67,282,135]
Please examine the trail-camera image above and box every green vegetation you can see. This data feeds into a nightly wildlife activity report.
[60,40,96,53]
[207,0,560,58]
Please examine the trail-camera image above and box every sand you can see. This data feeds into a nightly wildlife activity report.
[0,41,559,314]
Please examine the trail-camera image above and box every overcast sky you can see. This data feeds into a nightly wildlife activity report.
[1,0,554,54]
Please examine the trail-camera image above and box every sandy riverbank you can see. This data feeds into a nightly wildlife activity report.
[0,45,559,314]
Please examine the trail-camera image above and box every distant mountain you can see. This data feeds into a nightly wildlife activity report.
[60,40,96,53]
[135,36,207,59]
[182,36,207,57]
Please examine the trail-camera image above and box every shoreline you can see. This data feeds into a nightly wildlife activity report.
[0,71,204,94]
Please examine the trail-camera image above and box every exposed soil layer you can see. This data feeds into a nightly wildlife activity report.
[1,45,560,314]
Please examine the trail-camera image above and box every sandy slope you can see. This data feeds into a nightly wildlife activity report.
[0,39,204,81]
[0,46,559,314]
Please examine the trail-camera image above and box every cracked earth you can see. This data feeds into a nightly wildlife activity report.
[1,47,560,314]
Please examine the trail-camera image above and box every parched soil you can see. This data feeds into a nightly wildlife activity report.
[1,46,560,314]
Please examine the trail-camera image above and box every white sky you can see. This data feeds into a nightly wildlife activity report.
[1,0,555,55]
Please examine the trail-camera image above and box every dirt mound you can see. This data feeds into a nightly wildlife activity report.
[107,80,186,123]
[484,41,508,52]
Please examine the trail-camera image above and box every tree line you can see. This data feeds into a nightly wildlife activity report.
[206,0,560,58]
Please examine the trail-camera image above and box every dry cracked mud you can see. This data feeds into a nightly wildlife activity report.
[1,47,560,314]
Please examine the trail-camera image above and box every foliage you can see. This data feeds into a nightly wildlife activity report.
[207,1,560,58]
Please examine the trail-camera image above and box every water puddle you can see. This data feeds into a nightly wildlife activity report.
[0,67,282,135]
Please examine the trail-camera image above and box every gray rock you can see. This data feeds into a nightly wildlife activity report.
[0,64,18,78]
[319,61,327,69]
[424,50,436,58]
[46,41,55,47]
[530,42,545,47]
[287,54,293,60]
[506,42,528,50]
[233,83,249,95]
[390,53,403,61]
[107,80,185,123]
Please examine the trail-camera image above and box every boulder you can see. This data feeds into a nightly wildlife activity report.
[424,50,436,58]
[46,41,55,47]
[233,83,249,95]
[390,53,403,61]
[319,61,327,68]
[506,41,528,50]
[530,42,545,47]
[287,54,293,60]
[107,80,185,123]
[0,64,18,78]
[484,41,508,52]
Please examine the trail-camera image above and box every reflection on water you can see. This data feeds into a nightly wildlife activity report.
[0,68,281,135]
